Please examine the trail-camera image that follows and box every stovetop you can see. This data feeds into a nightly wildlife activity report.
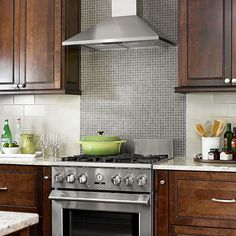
[60,153,169,164]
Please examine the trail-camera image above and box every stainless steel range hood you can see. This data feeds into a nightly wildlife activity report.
[62,0,176,50]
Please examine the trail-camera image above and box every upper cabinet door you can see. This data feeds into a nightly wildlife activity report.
[232,0,236,81]
[176,0,236,92]
[0,0,20,90]
[179,0,228,87]
[19,0,61,90]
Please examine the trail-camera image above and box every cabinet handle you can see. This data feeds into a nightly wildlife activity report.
[0,187,8,192]
[232,78,236,84]
[44,176,49,180]
[18,83,26,88]
[224,78,231,84]
[160,180,165,185]
[212,198,236,203]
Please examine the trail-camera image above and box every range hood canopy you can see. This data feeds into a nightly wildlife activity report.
[62,0,176,50]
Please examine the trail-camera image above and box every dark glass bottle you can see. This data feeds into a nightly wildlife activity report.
[224,123,233,151]
[232,127,236,160]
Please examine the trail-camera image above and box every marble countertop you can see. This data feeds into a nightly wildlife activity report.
[0,211,38,236]
[153,157,236,172]
[0,156,54,166]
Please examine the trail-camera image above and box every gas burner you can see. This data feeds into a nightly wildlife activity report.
[60,153,169,164]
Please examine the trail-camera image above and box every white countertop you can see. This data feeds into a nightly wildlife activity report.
[0,211,39,236]
[0,157,54,166]
[153,157,236,172]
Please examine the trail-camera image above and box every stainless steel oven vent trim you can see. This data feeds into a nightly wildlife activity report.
[49,190,151,205]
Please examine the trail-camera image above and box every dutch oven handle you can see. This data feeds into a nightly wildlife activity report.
[98,131,104,136]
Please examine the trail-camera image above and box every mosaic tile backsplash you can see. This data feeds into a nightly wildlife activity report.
[80,0,186,156]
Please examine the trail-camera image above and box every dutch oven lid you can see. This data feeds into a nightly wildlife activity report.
[81,131,122,142]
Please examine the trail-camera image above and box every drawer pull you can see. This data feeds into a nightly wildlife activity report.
[0,187,8,192]
[212,198,236,203]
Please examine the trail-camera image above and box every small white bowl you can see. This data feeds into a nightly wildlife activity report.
[2,147,20,155]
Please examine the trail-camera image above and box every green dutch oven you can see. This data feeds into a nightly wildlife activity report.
[80,131,126,156]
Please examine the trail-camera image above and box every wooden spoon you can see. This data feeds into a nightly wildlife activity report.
[215,120,226,137]
[195,124,207,137]
[210,120,221,137]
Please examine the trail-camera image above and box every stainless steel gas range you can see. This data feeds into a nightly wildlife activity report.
[49,139,173,236]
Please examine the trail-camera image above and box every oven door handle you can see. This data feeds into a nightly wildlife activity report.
[49,190,151,205]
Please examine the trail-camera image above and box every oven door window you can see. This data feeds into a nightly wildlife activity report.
[63,209,139,236]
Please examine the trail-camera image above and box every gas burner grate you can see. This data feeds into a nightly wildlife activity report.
[60,153,169,164]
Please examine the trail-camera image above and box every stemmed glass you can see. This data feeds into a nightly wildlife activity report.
[39,133,48,158]
[49,133,61,159]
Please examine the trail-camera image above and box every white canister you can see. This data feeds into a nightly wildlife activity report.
[202,137,221,160]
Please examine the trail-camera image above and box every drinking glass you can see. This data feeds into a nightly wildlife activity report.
[39,133,48,158]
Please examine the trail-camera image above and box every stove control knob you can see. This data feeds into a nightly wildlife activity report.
[66,174,75,183]
[124,176,134,186]
[96,173,104,182]
[137,176,147,187]
[55,173,64,183]
[78,174,87,184]
[111,175,122,185]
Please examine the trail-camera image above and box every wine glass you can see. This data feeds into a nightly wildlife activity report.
[38,133,48,158]
[49,133,61,159]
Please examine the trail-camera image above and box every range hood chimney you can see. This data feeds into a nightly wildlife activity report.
[62,0,176,50]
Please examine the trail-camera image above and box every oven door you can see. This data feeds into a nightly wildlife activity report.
[49,190,152,236]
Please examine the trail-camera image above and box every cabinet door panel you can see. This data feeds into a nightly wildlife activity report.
[170,225,236,236]
[169,171,236,228]
[21,0,61,90]
[179,0,230,87]
[0,0,19,90]
[232,0,236,79]
[155,171,169,236]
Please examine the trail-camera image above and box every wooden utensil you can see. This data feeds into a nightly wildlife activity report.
[215,120,226,137]
[195,124,207,137]
[210,120,221,137]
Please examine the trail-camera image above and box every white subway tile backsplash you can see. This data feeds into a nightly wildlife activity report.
[4,105,24,117]
[186,103,229,118]
[0,96,14,104]
[187,93,213,104]
[14,95,34,104]
[0,95,80,155]
[213,93,236,104]
[186,93,236,157]
[45,105,69,117]
[35,95,58,105]
[20,117,57,130]
[58,95,80,104]
[24,105,45,117]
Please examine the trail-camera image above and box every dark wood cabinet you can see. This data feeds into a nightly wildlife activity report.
[169,225,236,236]
[0,0,18,90]
[155,170,236,236]
[176,0,236,93]
[0,165,52,236]
[0,0,81,95]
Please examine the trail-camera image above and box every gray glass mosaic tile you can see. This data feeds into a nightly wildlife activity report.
[80,0,186,156]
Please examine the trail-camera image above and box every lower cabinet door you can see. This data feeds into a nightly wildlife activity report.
[170,225,236,236]
[169,171,236,228]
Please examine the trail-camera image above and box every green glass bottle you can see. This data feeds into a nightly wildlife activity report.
[224,123,233,151]
[1,119,12,147]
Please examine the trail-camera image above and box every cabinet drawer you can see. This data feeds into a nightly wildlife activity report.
[169,225,236,236]
[0,166,39,210]
[169,171,236,228]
